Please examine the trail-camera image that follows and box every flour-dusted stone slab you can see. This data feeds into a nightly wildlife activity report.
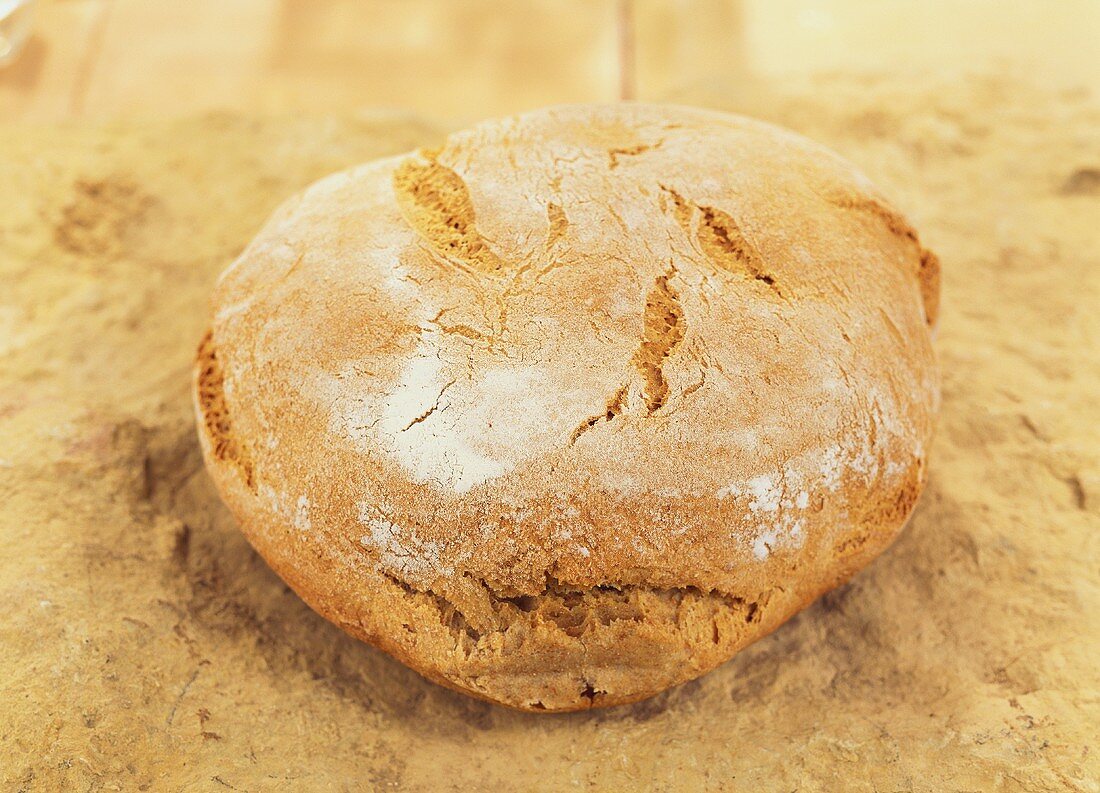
[194,103,940,710]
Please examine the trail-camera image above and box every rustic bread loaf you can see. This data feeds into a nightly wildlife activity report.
[194,103,940,711]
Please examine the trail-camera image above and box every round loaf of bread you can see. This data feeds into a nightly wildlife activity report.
[194,103,940,711]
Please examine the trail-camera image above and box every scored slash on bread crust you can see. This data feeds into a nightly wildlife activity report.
[194,103,939,711]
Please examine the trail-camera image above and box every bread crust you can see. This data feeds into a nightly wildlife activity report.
[193,103,939,711]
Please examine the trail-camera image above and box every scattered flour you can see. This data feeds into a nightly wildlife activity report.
[357,502,451,579]
[718,467,809,561]
[752,528,779,561]
[260,484,313,533]
[819,443,845,491]
[333,324,590,494]
[718,399,918,561]
[292,495,311,531]
[340,328,512,494]
[746,474,783,513]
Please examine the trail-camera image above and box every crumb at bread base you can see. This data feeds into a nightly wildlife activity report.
[194,103,939,711]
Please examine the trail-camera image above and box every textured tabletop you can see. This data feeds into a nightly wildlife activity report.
[1,74,1097,791]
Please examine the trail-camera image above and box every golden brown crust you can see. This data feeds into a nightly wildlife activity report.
[193,103,939,710]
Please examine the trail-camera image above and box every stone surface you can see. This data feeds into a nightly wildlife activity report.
[1,75,1097,791]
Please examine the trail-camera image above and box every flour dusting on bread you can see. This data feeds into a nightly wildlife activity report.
[197,103,939,710]
[357,502,452,579]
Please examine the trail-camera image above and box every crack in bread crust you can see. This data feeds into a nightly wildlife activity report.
[631,270,686,413]
[379,570,769,645]
[195,332,255,490]
[392,150,507,275]
[826,190,941,326]
[367,568,778,710]
[663,184,784,298]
